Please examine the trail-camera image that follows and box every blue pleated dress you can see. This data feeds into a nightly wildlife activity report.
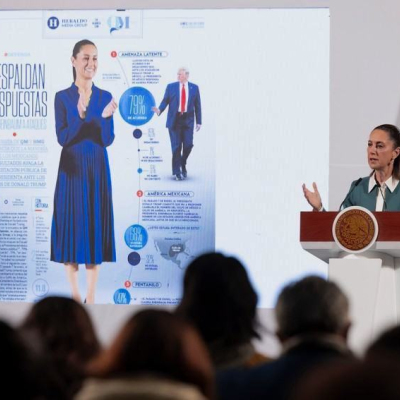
[51,83,116,264]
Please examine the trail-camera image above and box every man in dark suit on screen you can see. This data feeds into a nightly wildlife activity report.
[152,67,202,181]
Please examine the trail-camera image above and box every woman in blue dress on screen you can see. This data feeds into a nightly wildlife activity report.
[302,124,400,212]
[51,39,117,304]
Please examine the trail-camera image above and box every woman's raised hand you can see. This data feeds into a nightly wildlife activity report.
[102,98,118,118]
[302,182,323,211]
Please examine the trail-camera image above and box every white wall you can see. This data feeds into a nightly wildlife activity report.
[330,0,400,209]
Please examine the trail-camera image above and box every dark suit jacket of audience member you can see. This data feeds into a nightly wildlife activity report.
[216,337,353,400]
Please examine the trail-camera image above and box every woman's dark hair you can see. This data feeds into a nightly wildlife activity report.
[2,319,67,398]
[72,39,96,81]
[0,320,41,397]
[373,124,400,179]
[176,252,260,348]
[88,309,214,399]
[20,296,101,398]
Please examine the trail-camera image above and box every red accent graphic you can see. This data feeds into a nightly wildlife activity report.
[111,51,117,58]
[137,190,143,197]
[124,280,131,288]
[4,53,8,57]
[181,84,186,112]
[13,132,17,137]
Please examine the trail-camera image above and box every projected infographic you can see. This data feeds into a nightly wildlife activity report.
[0,8,329,308]
[0,10,215,304]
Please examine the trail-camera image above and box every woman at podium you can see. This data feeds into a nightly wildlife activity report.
[303,124,400,211]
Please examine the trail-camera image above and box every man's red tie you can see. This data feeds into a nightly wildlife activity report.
[181,84,186,113]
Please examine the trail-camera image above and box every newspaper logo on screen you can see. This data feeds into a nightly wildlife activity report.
[92,18,101,29]
[43,10,143,39]
[47,17,59,30]
[108,16,130,34]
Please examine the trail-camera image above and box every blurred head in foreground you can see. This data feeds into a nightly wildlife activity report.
[87,309,215,399]
[275,276,351,343]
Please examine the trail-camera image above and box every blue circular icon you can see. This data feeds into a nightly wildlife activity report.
[128,252,141,266]
[124,224,148,250]
[137,168,143,174]
[113,288,131,304]
[133,129,143,139]
[47,17,59,30]
[119,87,155,126]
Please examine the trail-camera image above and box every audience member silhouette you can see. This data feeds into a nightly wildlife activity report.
[217,275,354,400]
[0,319,53,399]
[365,325,400,363]
[76,309,215,400]
[12,259,400,400]
[176,252,269,369]
[291,359,400,400]
[20,296,101,399]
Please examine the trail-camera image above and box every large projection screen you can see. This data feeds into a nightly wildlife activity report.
[0,7,329,308]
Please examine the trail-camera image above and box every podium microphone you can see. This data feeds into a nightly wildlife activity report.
[374,177,387,211]
[338,178,362,211]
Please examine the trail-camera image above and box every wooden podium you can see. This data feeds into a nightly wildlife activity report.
[300,211,400,353]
